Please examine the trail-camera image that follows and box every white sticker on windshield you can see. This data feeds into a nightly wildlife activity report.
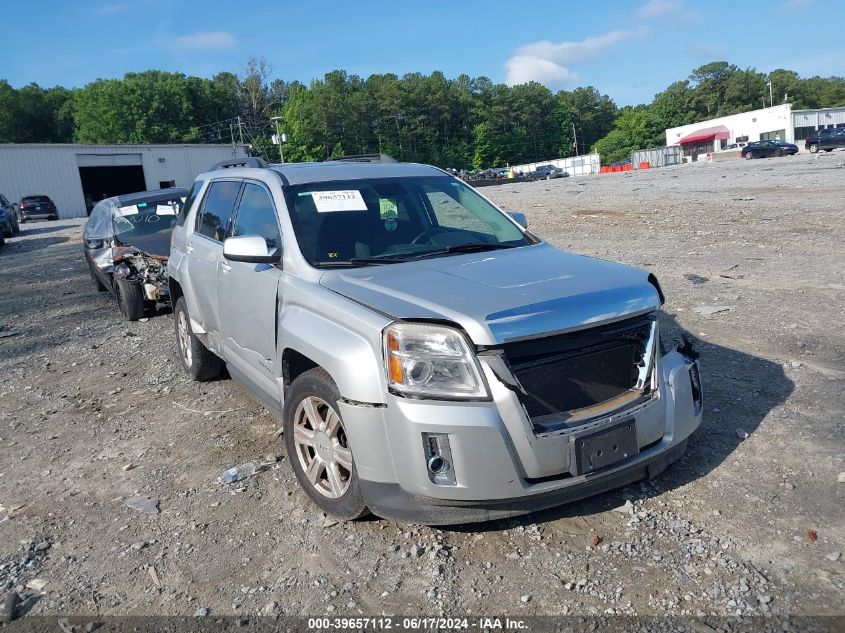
[312,190,368,213]
[117,205,138,216]
[156,204,176,216]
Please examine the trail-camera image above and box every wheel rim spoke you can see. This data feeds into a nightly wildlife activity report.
[334,446,353,471]
[325,409,341,437]
[305,457,324,485]
[327,462,345,497]
[293,424,315,448]
[302,397,322,429]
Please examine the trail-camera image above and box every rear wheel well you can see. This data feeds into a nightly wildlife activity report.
[282,349,319,390]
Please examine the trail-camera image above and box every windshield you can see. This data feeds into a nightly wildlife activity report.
[112,196,184,241]
[284,176,531,267]
[22,196,50,203]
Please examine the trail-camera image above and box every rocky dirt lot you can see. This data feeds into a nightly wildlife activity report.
[0,151,843,625]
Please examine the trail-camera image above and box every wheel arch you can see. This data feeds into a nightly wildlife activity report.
[278,307,386,405]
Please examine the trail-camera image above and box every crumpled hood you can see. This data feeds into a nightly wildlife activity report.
[319,243,661,345]
[115,230,172,259]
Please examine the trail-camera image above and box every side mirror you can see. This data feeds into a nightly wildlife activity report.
[507,211,528,229]
[223,235,281,264]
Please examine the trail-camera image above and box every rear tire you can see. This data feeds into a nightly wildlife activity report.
[283,368,369,521]
[115,278,146,321]
[809,143,819,153]
[173,296,222,381]
[745,152,754,160]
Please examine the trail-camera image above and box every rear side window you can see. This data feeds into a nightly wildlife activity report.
[232,183,281,249]
[196,180,241,241]
[178,181,204,227]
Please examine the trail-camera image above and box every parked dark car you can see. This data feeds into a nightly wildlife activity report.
[18,195,58,222]
[0,193,19,237]
[83,188,187,321]
[529,165,567,180]
[804,128,845,153]
[741,140,798,159]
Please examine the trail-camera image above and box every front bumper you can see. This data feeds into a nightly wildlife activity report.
[342,345,702,525]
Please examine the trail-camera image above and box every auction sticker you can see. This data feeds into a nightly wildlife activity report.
[312,190,368,213]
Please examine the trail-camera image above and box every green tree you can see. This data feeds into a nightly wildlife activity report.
[592,108,663,164]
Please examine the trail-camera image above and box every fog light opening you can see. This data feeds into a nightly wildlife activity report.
[421,432,456,486]
[427,455,448,474]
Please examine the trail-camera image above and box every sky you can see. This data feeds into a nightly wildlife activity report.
[1,0,843,106]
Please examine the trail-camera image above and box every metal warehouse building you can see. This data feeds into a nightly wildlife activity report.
[0,143,248,219]
[665,104,845,161]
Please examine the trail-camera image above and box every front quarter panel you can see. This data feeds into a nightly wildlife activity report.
[277,276,390,405]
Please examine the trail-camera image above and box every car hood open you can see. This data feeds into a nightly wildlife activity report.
[319,243,661,345]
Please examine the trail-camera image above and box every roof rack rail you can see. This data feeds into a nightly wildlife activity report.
[324,153,398,164]
[210,157,267,171]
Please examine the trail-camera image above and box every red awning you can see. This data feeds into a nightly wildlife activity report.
[679,125,730,145]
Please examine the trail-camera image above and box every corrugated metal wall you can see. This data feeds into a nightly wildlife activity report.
[792,108,845,129]
[0,144,248,219]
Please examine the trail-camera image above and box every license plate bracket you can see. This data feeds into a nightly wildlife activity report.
[569,419,639,476]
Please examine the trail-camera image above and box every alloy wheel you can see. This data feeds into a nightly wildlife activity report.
[292,396,353,499]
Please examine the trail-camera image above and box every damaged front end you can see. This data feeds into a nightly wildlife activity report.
[112,247,170,303]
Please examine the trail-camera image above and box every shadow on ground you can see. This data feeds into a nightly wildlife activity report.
[446,313,794,532]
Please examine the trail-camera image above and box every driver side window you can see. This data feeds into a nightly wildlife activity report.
[232,183,281,250]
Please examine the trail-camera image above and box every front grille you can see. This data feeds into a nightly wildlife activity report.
[499,314,654,422]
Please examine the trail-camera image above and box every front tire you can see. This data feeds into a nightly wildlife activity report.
[173,297,222,381]
[745,152,754,160]
[283,368,369,521]
[115,278,146,321]
[809,143,819,153]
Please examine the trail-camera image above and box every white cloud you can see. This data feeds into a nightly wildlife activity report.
[504,30,635,87]
[637,0,684,17]
[168,31,237,52]
[504,56,578,86]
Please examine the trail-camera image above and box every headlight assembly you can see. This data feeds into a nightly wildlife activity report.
[383,322,488,399]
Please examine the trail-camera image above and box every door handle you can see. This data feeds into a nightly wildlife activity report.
[221,262,232,273]
[186,243,194,253]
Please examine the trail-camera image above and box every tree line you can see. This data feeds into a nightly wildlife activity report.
[1,59,844,167]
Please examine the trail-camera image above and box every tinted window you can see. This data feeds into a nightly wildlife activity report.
[232,183,281,249]
[178,181,204,227]
[23,196,50,203]
[196,180,240,241]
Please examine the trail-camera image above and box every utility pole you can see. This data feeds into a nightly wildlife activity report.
[271,116,285,163]
[767,80,773,108]
[229,123,236,153]
[237,116,244,144]
[572,122,578,156]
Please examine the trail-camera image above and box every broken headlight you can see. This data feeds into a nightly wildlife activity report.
[383,323,488,399]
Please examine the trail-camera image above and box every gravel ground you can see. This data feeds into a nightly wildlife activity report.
[0,151,843,623]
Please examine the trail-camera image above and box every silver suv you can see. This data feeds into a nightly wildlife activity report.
[169,155,703,524]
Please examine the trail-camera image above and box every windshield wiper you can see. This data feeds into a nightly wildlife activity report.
[411,242,518,259]
[348,256,412,265]
[314,256,411,268]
